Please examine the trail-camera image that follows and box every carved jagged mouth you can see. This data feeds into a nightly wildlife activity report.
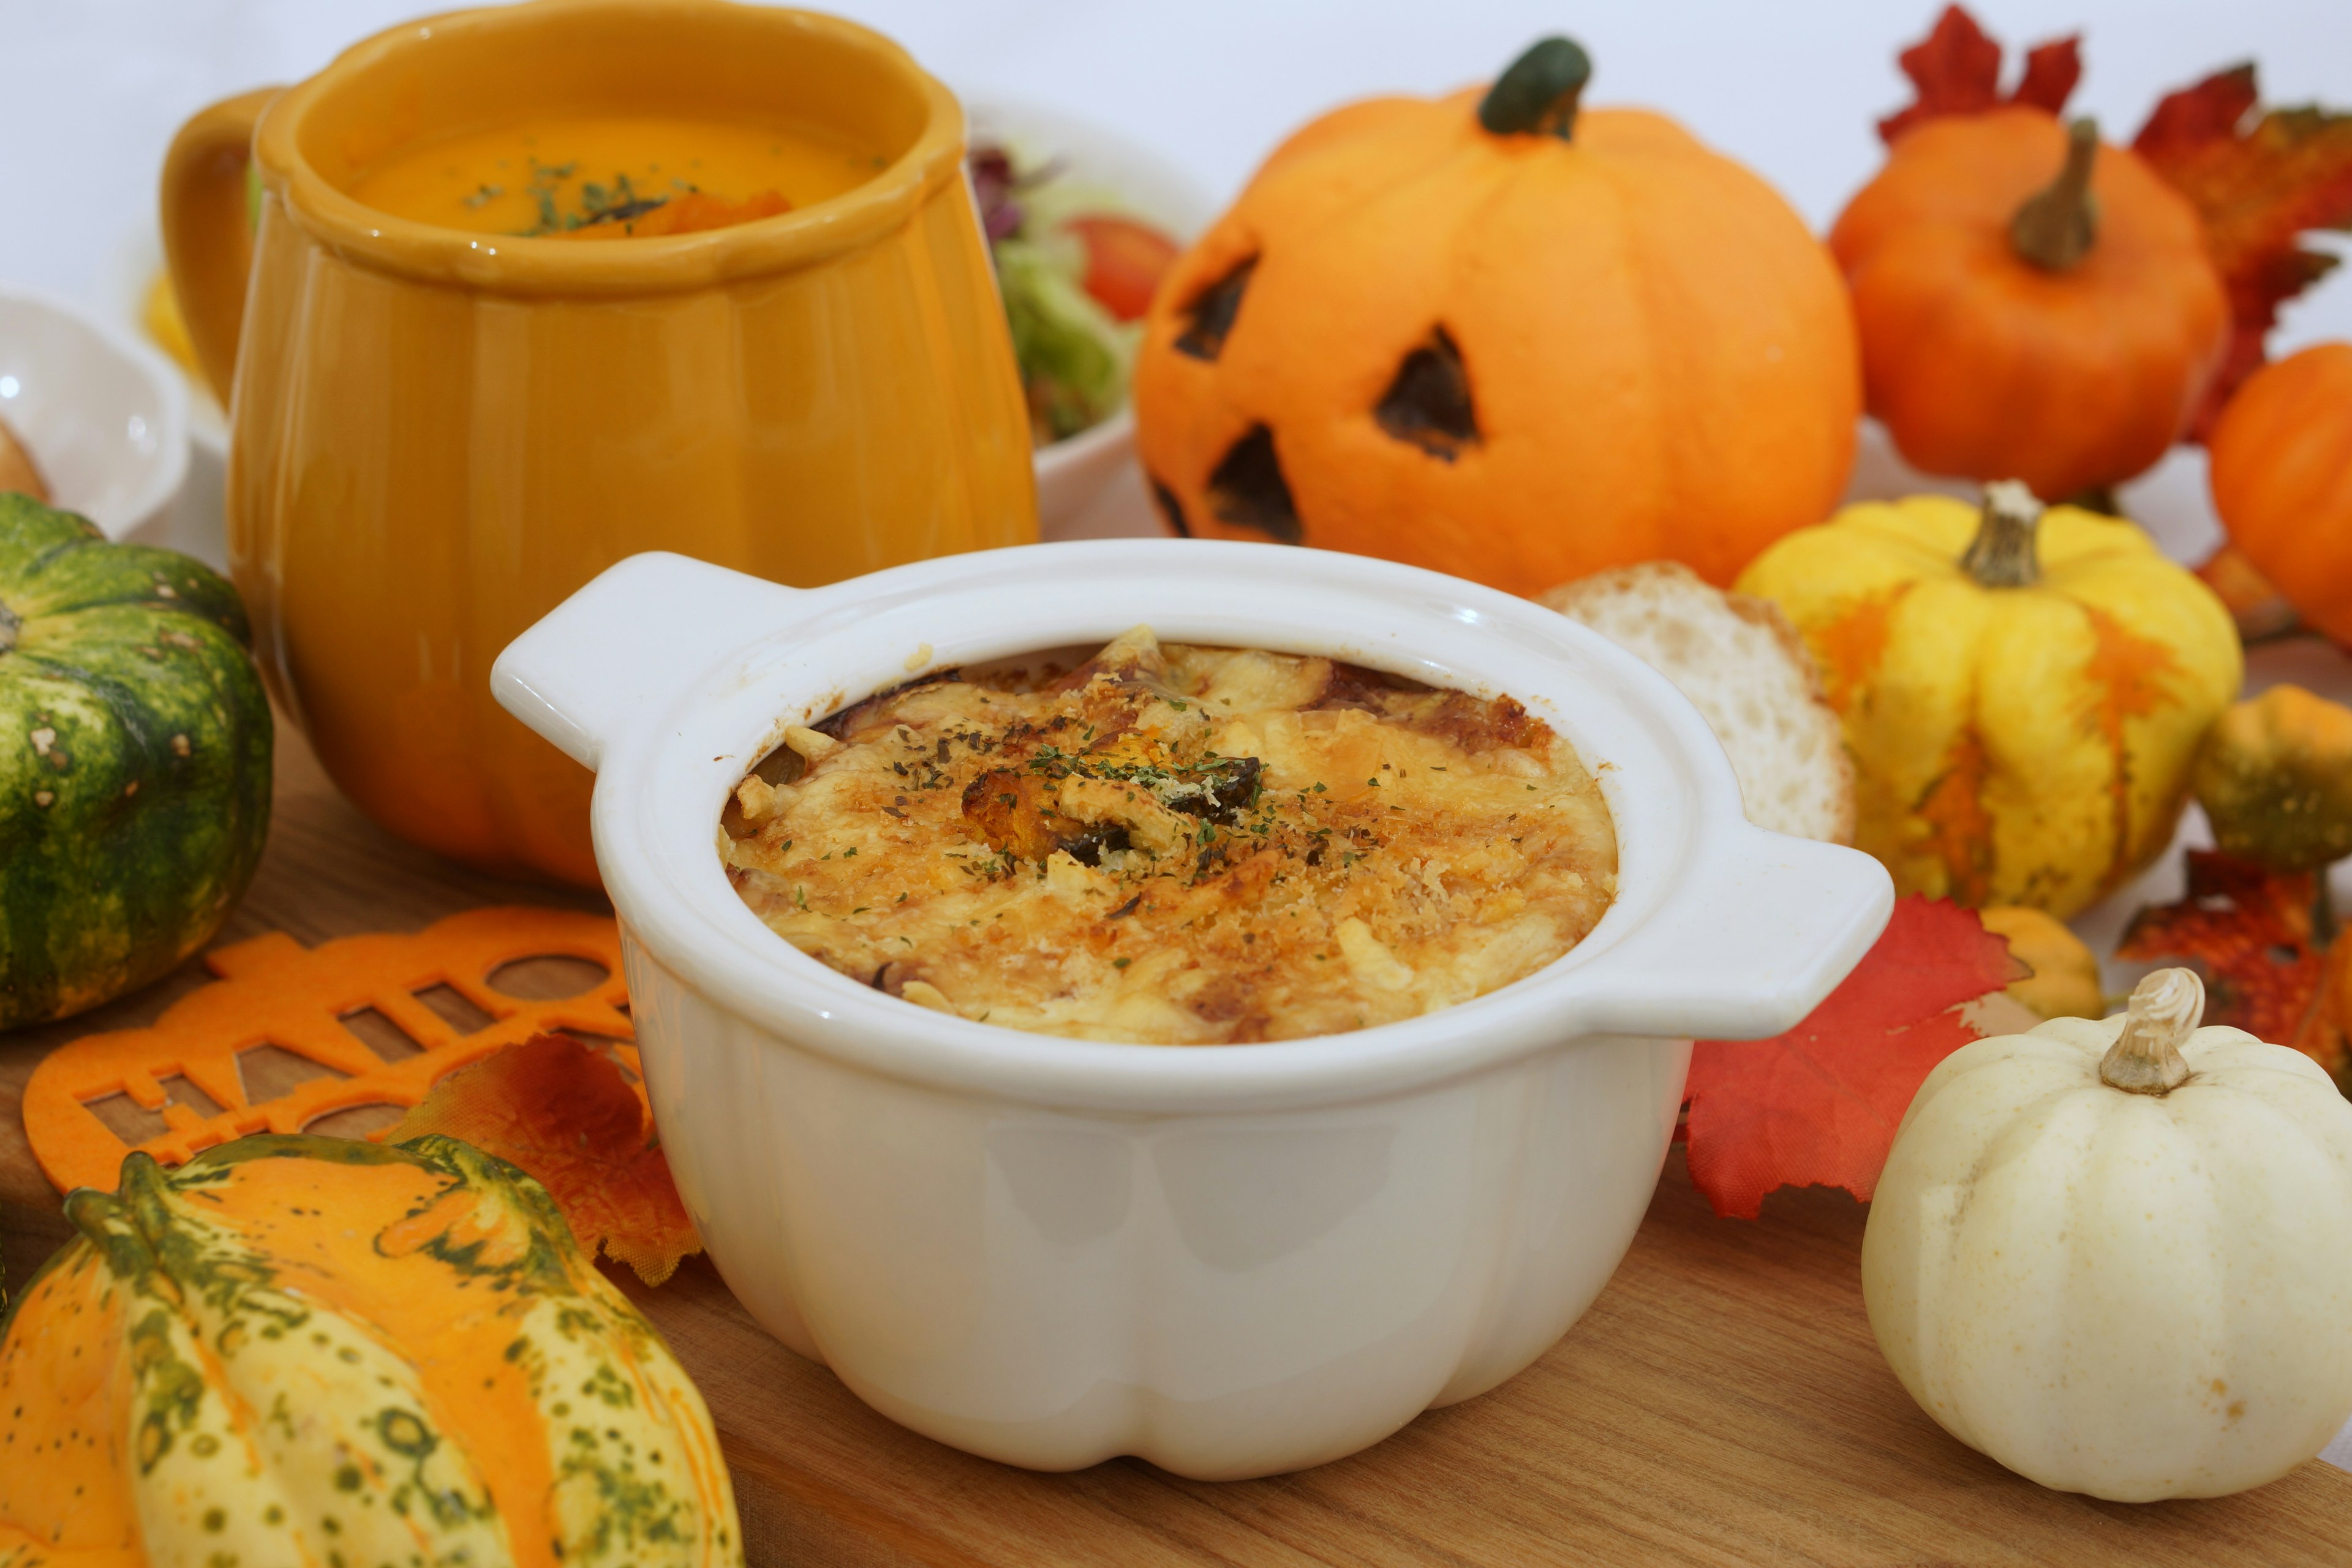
[1205,426,1301,544]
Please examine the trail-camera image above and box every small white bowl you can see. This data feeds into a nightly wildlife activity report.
[967,99,1214,539]
[0,284,189,541]
[492,539,1891,1479]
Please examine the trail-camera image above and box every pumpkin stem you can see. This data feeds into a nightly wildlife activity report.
[2099,968,2202,1095]
[0,600,15,655]
[2010,118,2101,272]
[1479,37,1593,141]
[1961,481,2045,589]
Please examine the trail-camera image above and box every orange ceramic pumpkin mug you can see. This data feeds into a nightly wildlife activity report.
[162,0,1035,886]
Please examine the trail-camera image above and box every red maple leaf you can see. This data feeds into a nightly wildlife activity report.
[2115,850,2330,1062]
[1878,6,2082,145]
[2133,67,2352,438]
[1682,897,2018,1219]
[390,1032,702,1284]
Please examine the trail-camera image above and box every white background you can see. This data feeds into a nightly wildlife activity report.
[1,0,2347,350]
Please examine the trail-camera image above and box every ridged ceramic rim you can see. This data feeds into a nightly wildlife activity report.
[252,0,965,295]
[0,284,191,541]
[508,540,1893,1115]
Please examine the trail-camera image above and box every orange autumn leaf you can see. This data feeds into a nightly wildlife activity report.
[390,1032,701,1285]
[1682,897,2020,1219]
[1877,6,2081,145]
[2195,543,2301,643]
[2116,849,2339,1075]
[2133,66,2352,437]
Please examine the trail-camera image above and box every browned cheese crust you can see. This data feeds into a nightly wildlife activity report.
[722,628,1618,1044]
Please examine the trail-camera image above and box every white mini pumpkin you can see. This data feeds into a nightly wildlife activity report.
[1863,968,2352,1501]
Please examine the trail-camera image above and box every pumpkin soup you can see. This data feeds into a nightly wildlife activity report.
[721,628,1619,1044]
[348,114,883,237]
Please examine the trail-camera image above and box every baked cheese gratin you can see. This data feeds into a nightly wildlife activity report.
[721,627,1617,1044]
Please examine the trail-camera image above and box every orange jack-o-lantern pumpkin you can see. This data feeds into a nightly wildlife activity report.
[1131,38,1861,592]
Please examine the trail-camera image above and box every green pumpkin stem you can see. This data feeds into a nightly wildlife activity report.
[1479,37,1593,141]
[1961,481,2045,589]
[2099,968,2201,1096]
[2011,118,2101,272]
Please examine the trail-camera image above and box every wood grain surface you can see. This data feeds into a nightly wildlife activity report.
[6,720,2349,1566]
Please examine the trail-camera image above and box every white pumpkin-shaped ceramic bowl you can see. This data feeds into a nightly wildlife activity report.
[492,538,1892,1478]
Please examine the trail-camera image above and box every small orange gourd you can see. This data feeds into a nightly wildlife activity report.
[2209,342,2352,645]
[1133,37,1859,592]
[0,1134,741,1567]
[1832,111,2228,501]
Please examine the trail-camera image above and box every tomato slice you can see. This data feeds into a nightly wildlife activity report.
[1066,214,1181,322]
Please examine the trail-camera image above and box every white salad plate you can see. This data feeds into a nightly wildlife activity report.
[0,284,188,542]
[492,538,1893,1479]
[967,99,1214,539]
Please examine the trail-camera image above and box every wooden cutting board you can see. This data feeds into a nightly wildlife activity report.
[6,720,2349,1566]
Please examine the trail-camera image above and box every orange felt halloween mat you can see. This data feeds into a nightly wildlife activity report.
[21,907,635,1194]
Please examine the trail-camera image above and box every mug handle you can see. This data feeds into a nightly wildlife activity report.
[492,553,810,772]
[1569,826,1894,1042]
[160,87,281,407]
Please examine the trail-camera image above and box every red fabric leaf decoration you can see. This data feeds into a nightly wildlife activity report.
[2011,37,2085,116]
[2116,850,2329,1058]
[2135,66,2352,437]
[1878,6,2081,145]
[1682,897,2018,1219]
[390,1032,702,1285]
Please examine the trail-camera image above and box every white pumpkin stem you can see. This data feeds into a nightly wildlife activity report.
[1961,481,2045,589]
[2099,968,2203,1095]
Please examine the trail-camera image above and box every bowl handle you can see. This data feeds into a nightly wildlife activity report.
[492,552,806,772]
[1574,827,1895,1042]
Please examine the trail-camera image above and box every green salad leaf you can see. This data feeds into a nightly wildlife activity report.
[995,234,1133,445]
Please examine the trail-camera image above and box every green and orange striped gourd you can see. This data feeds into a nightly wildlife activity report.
[0,1133,741,1568]
[1736,484,2240,917]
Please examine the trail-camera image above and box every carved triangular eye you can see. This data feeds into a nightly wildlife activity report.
[1375,328,1479,460]
[1206,425,1301,543]
[1175,258,1257,361]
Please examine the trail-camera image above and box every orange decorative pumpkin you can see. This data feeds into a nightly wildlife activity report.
[2209,341,2352,645]
[0,1134,741,1567]
[1132,37,1859,592]
[1831,111,2228,502]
